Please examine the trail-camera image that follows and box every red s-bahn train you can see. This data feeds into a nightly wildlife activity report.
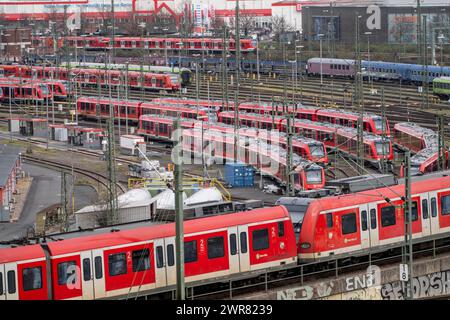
[394,122,449,176]
[32,36,256,54]
[182,128,326,190]
[77,97,210,121]
[0,77,67,100]
[1,173,450,300]
[0,81,52,103]
[136,115,328,165]
[0,65,180,91]
[152,98,389,136]
[0,206,296,300]
[217,112,393,168]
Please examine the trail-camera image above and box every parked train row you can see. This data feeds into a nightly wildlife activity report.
[216,111,393,169]
[32,36,256,54]
[394,122,449,176]
[182,127,326,191]
[0,77,68,102]
[1,172,449,300]
[0,65,180,91]
[168,55,450,86]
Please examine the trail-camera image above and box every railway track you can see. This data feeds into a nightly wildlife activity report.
[21,152,127,194]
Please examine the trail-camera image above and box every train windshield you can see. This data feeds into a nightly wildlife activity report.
[375,141,390,156]
[40,84,49,94]
[373,117,384,131]
[170,75,180,84]
[411,164,421,176]
[305,169,323,184]
[309,143,325,157]
[275,197,313,241]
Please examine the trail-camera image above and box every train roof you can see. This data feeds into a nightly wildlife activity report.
[45,206,289,256]
[394,122,438,148]
[0,244,46,263]
[306,175,450,220]
[308,58,354,65]
[315,107,381,121]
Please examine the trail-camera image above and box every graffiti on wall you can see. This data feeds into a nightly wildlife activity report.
[381,270,450,300]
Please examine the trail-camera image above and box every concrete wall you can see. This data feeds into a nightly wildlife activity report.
[240,253,450,300]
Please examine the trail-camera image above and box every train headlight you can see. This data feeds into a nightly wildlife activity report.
[300,242,311,249]
[280,241,285,249]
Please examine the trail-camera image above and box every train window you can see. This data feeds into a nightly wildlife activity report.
[326,212,333,228]
[207,236,225,259]
[361,210,368,231]
[7,271,16,294]
[278,221,285,237]
[406,201,419,221]
[22,267,42,291]
[342,213,357,235]
[441,195,450,216]
[240,232,248,254]
[431,198,437,217]
[57,261,77,286]
[422,199,429,219]
[132,249,151,272]
[370,209,377,229]
[83,258,91,281]
[184,241,197,263]
[0,272,2,295]
[381,206,396,227]
[252,229,269,251]
[156,246,164,268]
[167,244,175,266]
[94,257,103,279]
[230,234,237,255]
[108,253,127,276]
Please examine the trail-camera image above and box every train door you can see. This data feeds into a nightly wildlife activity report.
[4,263,18,300]
[227,227,240,275]
[237,226,250,272]
[359,206,370,250]
[368,203,379,248]
[80,251,94,300]
[429,191,440,235]
[153,239,167,288]
[91,249,106,299]
[421,196,431,237]
[0,264,5,300]
[164,237,177,286]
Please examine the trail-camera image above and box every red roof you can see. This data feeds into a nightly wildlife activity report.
[0,244,46,263]
[47,206,289,256]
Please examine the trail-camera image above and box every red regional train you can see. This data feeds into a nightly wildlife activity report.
[1,173,450,300]
[77,97,209,121]
[0,77,67,100]
[152,98,389,136]
[136,115,328,165]
[182,128,326,190]
[0,65,180,91]
[394,122,449,176]
[32,36,256,53]
[0,81,52,103]
[0,206,296,300]
[217,112,393,168]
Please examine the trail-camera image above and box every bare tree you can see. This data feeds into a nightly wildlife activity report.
[270,15,294,40]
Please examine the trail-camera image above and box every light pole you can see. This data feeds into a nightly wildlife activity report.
[163,27,169,66]
[198,115,208,180]
[438,33,445,66]
[252,34,260,81]
[295,44,304,104]
[318,33,324,106]
[364,31,372,88]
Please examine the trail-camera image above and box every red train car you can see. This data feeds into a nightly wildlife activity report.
[0,65,180,91]
[0,206,296,300]
[0,81,52,103]
[37,36,256,53]
[217,112,393,168]
[296,174,450,261]
[77,97,142,120]
[140,102,209,120]
[0,245,48,300]
[183,128,326,191]
[395,122,448,176]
